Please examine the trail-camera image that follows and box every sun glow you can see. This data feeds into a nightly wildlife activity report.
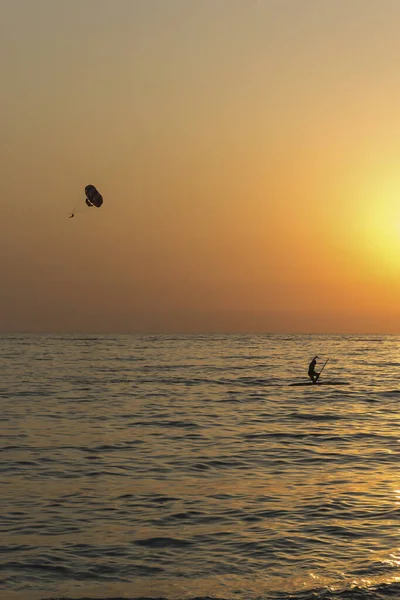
[354,177,400,277]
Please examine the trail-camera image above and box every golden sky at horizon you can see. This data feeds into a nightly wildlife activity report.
[2,0,400,333]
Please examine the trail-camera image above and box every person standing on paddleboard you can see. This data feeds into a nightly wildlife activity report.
[308,356,319,383]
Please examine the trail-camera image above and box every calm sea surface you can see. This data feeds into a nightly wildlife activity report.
[1,334,400,600]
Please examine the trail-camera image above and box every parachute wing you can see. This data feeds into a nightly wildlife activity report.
[85,185,103,208]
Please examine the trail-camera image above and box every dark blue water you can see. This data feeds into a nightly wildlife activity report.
[2,334,400,600]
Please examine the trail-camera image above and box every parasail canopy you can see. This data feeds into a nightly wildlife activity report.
[85,185,103,208]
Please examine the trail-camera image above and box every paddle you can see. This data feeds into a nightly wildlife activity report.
[315,358,329,383]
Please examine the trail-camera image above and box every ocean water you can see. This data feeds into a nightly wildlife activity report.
[1,333,400,600]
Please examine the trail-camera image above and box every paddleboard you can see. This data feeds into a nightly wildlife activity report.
[289,381,349,387]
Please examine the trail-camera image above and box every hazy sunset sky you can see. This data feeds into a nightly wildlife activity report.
[3,0,400,333]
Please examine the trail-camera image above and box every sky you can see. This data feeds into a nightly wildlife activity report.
[2,0,400,333]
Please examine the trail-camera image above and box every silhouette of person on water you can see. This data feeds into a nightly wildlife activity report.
[308,356,319,383]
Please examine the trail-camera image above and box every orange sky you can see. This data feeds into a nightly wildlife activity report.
[2,0,400,333]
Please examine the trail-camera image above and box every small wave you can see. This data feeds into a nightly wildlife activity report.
[236,377,276,386]
[42,581,400,599]
[134,536,192,548]
[380,389,400,396]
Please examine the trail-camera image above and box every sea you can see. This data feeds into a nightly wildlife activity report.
[1,333,400,600]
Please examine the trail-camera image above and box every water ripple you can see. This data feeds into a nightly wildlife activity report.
[1,334,400,600]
